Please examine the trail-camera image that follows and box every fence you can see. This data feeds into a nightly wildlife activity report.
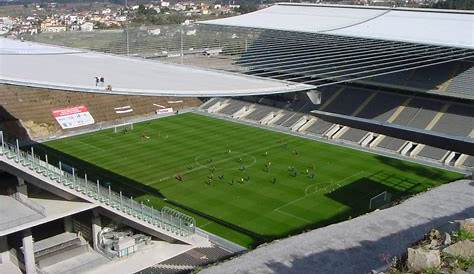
[20,24,256,58]
[0,133,196,238]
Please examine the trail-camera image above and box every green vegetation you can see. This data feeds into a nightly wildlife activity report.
[422,268,441,274]
[453,229,474,241]
[430,0,474,10]
[131,5,186,25]
[443,254,474,272]
[40,113,463,248]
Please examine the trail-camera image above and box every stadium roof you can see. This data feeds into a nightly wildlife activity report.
[199,3,474,93]
[201,3,474,49]
[0,38,313,97]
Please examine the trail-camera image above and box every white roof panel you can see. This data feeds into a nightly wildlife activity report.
[200,3,474,49]
[0,38,313,97]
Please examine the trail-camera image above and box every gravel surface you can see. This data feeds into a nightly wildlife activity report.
[201,179,474,274]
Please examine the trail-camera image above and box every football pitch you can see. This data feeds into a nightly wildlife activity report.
[40,112,464,248]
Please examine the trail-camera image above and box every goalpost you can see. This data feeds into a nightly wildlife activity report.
[113,123,134,133]
[369,191,391,210]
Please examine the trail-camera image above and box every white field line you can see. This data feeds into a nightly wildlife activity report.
[199,221,213,228]
[76,139,107,152]
[151,140,295,185]
[274,208,313,223]
[274,170,367,212]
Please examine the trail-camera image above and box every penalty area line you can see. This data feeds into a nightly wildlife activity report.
[274,208,312,224]
[275,170,367,212]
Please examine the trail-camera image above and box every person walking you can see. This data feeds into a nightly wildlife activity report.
[95,77,99,87]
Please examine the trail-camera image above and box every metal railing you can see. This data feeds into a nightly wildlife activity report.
[0,133,196,238]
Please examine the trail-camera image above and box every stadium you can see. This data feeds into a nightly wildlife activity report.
[0,3,473,274]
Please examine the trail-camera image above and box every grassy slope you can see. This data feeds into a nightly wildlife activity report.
[41,113,464,247]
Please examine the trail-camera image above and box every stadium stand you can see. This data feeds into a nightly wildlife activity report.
[364,60,474,97]
[207,82,473,169]
[337,91,406,143]
[416,103,473,161]
[305,119,334,136]
[279,113,305,128]
[0,84,201,140]
[376,98,446,152]
[140,246,232,274]
[446,62,474,96]
[244,105,273,122]
[464,156,474,168]
[218,100,249,116]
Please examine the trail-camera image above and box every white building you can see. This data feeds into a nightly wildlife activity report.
[147,28,161,35]
[116,16,128,22]
[101,8,112,15]
[43,25,67,33]
[81,22,94,32]
[186,29,196,36]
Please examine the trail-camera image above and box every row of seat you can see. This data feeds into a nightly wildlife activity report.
[204,87,473,170]
[365,61,474,97]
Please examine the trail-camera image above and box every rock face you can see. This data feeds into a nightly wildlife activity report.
[407,247,441,272]
[443,240,474,258]
[444,233,452,246]
[460,218,474,234]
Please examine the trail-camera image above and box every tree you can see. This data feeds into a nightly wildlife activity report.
[238,3,258,14]
[430,0,474,10]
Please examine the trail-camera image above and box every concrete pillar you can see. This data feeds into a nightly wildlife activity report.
[0,236,9,264]
[64,216,73,233]
[91,211,102,251]
[16,177,28,200]
[306,90,321,105]
[22,229,36,274]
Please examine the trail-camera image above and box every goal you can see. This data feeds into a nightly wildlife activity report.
[113,123,134,133]
[369,191,391,210]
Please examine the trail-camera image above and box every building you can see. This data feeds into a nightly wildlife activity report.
[42,25,66,33]
[80,22,94,32]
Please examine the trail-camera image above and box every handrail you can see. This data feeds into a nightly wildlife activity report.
[0,136,196,238]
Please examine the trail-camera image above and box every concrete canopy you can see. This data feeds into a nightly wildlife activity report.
[198,4,474,97]
[201,3,474,49]
[0,38,313,97]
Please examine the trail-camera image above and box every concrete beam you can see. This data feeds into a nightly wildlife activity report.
[21,229,36,274]
[92,210,102,251]
[0,162,76,201]
[0,236,9,264]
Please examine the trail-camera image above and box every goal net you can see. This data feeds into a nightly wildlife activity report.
[113,123,134,133]
[369,191,391,210]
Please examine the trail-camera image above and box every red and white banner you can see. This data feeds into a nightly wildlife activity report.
[52,105,95,129]
[156,107,174,115]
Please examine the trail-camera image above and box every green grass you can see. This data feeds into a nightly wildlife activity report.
[453,229,474,241]
[38,113,464,248]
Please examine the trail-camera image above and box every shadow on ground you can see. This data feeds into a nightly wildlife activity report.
[234,204,474,274]
[30,143,467,249]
